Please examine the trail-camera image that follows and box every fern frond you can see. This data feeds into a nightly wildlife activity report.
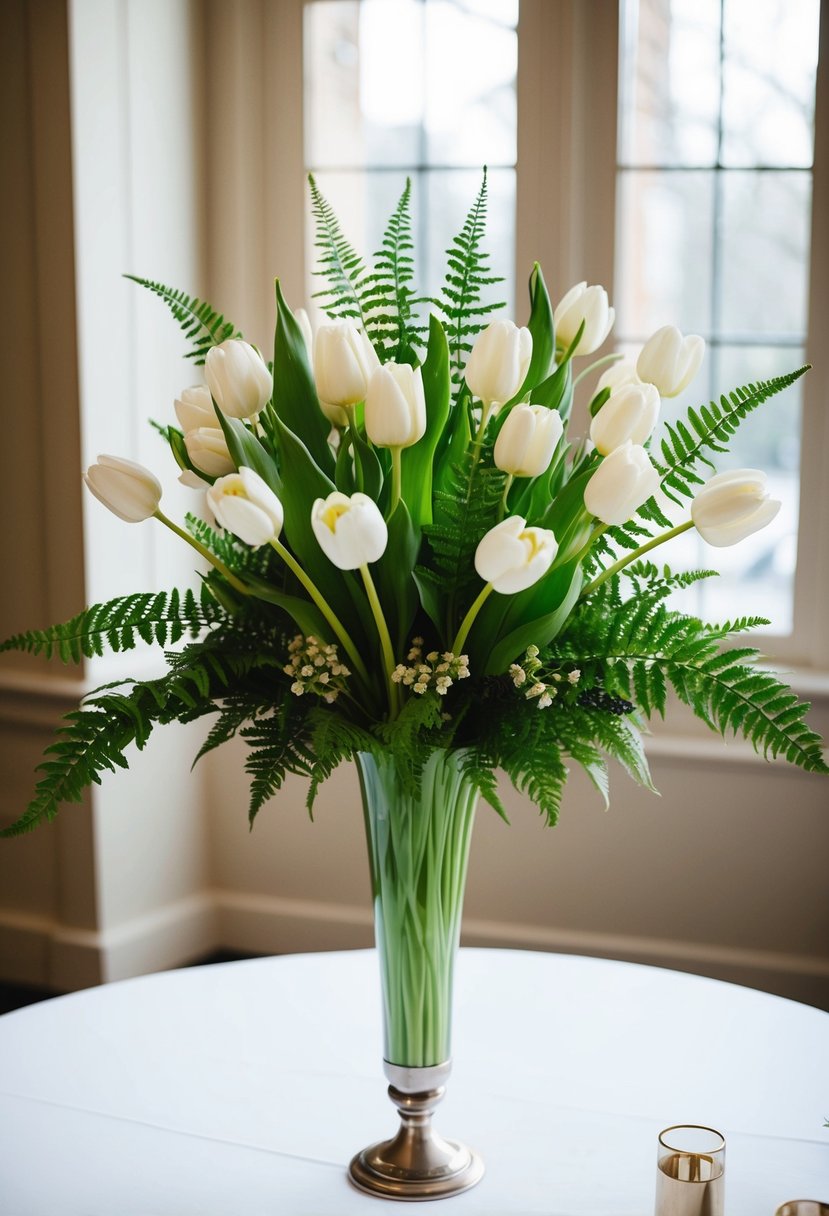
[241,701,315,825]
[434,169,504,388]
[421,449,506,607]
[308,175,367,328]
[1,587,225,663]
[305,708,379,813]
[362,178,425,359]
[125,276,242,365]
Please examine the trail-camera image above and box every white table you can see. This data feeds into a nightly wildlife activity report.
[0,949,827,1214]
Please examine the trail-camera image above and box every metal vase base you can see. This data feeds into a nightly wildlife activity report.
[348,1061,484,1202]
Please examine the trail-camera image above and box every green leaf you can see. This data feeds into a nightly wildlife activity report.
[215,407,282,494]
[272,279,334,475]
[372,501,419,656]
[401,315,451,526]
[506,262,555,405]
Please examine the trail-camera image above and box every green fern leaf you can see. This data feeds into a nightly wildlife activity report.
[308,174,367,329]
[434,169,505,389]
[125,276,242,365]
[0,587,224,663]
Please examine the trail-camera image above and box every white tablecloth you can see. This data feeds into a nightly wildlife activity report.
[0,949,827,1214]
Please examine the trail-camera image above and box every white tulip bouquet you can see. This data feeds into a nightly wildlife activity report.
[3,172,826,844]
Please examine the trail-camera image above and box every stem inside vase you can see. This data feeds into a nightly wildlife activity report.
[358,747,479,1068]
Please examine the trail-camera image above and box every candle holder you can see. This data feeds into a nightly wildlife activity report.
[655,1125,725,1216]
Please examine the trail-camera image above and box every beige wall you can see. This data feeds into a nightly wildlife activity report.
[0,0,827,1012]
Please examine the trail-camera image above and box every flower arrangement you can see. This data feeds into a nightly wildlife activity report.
[2,171,825,841]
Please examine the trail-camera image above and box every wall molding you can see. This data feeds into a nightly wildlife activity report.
[3,888,825,1009]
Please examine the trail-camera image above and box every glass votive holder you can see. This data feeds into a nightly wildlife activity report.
[655,1125,725,1216]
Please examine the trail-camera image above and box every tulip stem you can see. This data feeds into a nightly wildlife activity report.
[270,539,373,690]
[359,565,401,718]
[570,522,608,568]
[497,474,514,522]
[572,352,624,391]
[154,511,251,595]
[580,519,694,598]
[469,400,495,470]
[451,582,494,657]
[390,446,403,515]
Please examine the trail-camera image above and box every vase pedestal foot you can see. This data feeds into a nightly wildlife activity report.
[349,1062,484,1202]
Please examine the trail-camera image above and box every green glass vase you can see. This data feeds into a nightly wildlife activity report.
[349,746,485,1200]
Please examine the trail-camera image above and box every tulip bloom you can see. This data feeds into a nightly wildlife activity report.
[313,322,380,413]
[311,491,388,570]
[184,427,236,478]
[584,441,660,525]
[493,405,563,478]
[174,384,215,432]
[474,516,558,595]
[554,282,615,355]
[589,382,660,456]
[84,455,162,523]
[596,359,640,395]
[465,319,532,407]
[364,363,427,449]
[207,467,284,548]
[205,339,273,420]
[636,326,704,397]
[691,469,781,548]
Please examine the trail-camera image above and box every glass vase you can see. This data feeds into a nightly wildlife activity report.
[348,746,485,1200]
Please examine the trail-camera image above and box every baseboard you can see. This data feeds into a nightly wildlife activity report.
[0,894,217,991]
[3,889,827,1011]
[213,890,829,1011]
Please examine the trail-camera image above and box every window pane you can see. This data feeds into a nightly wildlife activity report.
[616,0,818,638]
[304,0,517,319]
[721,0,820,168]
[618,0,721,166]
[615,170,714,338]
[423,1,517,166]
[718,171,812,338]
[305,1,423,168]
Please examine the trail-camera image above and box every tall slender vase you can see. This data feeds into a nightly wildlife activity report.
[348,747,485,1201]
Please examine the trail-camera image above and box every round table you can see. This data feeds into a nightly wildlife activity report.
[0,949,826,1213]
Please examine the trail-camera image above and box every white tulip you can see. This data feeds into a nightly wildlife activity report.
[636,325,704,397]
[554,282,615,355]
[364,363,427,449]
[207,467,284,548]
[183,427,236,478]
[474,516,558,595]
[494,405,563,478]
[691,469,781,548]
[174,385,214,432]
[84,455,162,523]
[178,469,207,489]
[311,491,388,570]
[313,322,380,411]
[596,359,640,395]
[584,441,660,525]
[464,319,533,407]
[205,339,273,420]
[589,382,661,456]
[294,308,313,356]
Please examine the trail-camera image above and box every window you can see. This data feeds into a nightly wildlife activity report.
[615,0,821,635]
[303,0,519,321]
[286,0,827,663]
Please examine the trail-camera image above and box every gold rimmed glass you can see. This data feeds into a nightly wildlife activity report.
[655,1125,725,1216]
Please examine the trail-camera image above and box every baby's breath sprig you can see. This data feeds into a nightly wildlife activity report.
[508,644,581,711]
[391,638,471,697]
[284,634,351,704]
